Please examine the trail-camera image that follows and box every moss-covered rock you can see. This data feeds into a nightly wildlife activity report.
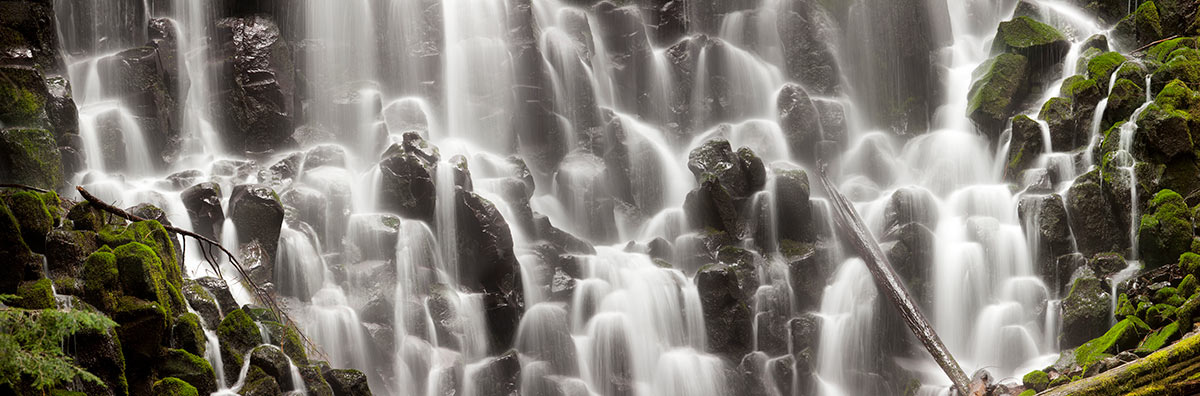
[1113,1,1164,49]
[1137,321,1182,354]
[991,16,1069,69]
[101,220,182,289]
[1022,370,1050,392]
[1155,80,1200,119]
[1152,50,1200,93]
[44,229,97,280]
[4,190,52,252]
[1177,293,1200,330]
[1149,37,1198,63]
[1087,52,1127,91]
[1147,304,1179,328]
[0,127,61,190]
[322,368,371,396]
[238,366,280,396]
[0,65,48,128]
[1073,316,1151,369]
[1139,190,1194,269]
[181,279,220,328]
[15,278,54,309]
[298,364,334,396]
[968,53,1031,138]
[1005,115,1045,182]
[1101,78,1145,132]
[172,312,206,357]
[217,308,263,384]
[113,242,176,315]
[112,296,169,381]
[160,348,217,395]
[151,377,198,396]
[82,248,118,310]
[1040,96,1083,151]
[249,345,296,392]
[1134,103,1193,162]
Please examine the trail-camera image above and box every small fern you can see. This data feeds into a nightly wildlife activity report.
[0,308,118,391]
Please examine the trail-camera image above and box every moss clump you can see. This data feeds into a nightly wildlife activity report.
[160,349,216,395]
[968,53,1030,131]
[217,309,262,380]
[113,242,175,316]
[1182,252,1200,277]
[5,191,52,251]
[151,377,198,396]
[1155,79,1198,113]
[101,220,181,288]
[281,326,308,365]
[82,248,117,309]
[1061,75,1101,105]
[1017,391,1035,396]
[1022,370,1050,392]
[0,66,48,127]
[1148,37,1198,62]
[1140,321,1182,354]
[0,128,62,190]
[1139,190,1194,269]
[1177,294,1200,331]
[1116,293,1137,318]
[991,16,1068,53]
[15,279,54,309]
[1073,316,1151,368]
[1113,1,1163,47]
[1087,52,1127,88]
[172,313,206,357]
[1102,78,1146,131]
[1147,304,1179,328]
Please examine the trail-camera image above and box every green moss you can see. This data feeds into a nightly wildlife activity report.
[1023,370,1050,391]
[991,16,1067,53]
[0,67,47,127]
[1017,391,1035,396]
[1155,79,1197,112]
[101,220,181,288]
[1149,37,1198,62]
[1181,252,1200,277]
[1073,317,1151,368]
[1139,190,1194,269]
[1061,75,1100,105]
[113,242,175,316]
[15,279,54,309]
[1049,374,1070,387]
[160,349,215,395]
[1147,303,1179,328]
[217,309,262,375]
[151,378,198,396]
[1116,293,1137,318]
[5,191,52,249]
[779,239,814,258]
[1114,1,1163,45]
[967,53,1030,127]
[1155,287,1180,304]
[1177,293,1200,330]
[173,313,206,357]
[1137,321,1182,353]
[1087,52,1127,87]
[0,128,62,190]
[281,326,308,365]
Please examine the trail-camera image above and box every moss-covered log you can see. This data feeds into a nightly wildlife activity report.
[1040,333,1200,395]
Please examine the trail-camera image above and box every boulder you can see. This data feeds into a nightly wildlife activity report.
[160,348,218,395]
[210,16,296,152]
[96,45,179,167]
[777,84,823,164]
[883,223,936,305]
[1139,189,1194,269]
[1018,194,1074,272]
[249,345,297,392]
[68,325,129,396]
[152,378,198,396]
[684,175,739,234]
[1086,52,1126,91]
[991,16,1069,70]
[378,134,438,223]
[1112,1,1164,49]
[1004,115,1045,182]
[1039,96,1084,151]
[687,139,766,200]
[454,188,523,352]
[1101,78,1146,133]
[778,1,841,95]
[883,186,940,233]
[774,168,813,242]
[0,127,61,190]
[1059,269,1111,349]
[968,53,1031,140]
[0,0,65,72]
[195,276,239,316]
[697,263,752,357]
[1134,103,1193,161]
[468,350,521,396]
[1067,170,1126,256]
[181,182,224,241]
[217,309,263,384]
[322,368,372,396]
[229,184,284,269]
[1089,252,1128,278]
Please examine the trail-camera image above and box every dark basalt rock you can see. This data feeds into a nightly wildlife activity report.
[97,45,180,168]
[378,133,438,224]
[687,139,766,200]
[684,175,740,234]
[883,186,940,234]
[180,182,223,243]
[967,53,1031,141]
[697,263,752,357]
[229,184,284,270]
[1018,194,1075,274]
[210,15,296,153]
[777,84,823,164]
[1005,115,1045,183]
[455,188,524,352]
[468,350,521,396]
[195,276,240,317]
[1039,96,1084,151]
[882,223,936,306]
[0,127,62,191]
[321,367,372,396]
[778,0,841,95]
[774,168,814,243]
[0,0,66,72]
[249,345,297,392]
[990,16,1069,71]
[1066,170,1127,257]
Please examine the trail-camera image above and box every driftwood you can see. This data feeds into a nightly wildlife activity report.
[75,186,327,360]
[1040,332,1200,395]
[816,169,973,395]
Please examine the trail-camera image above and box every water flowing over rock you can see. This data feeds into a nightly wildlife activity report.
[210,15,296,153]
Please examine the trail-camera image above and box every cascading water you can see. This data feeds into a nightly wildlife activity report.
[17,0,1170,394]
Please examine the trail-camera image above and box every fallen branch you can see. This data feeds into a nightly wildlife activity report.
[1133,35,1180,54]
[816,167,973,395]
[75,186,327,361]
[1040,332,1200,395]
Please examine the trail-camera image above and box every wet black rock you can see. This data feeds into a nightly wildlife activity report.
[181,182,224,241]
[1039,96,1085,151]
[321,367,372,396]
[0,0,66,72]
[455,188,524,352]
[883,186,941,234]
[210,15,296,153]
[1066,170,1127,257]
[378,133,438,224]
[687,139,766,200]
[967,53,1031,141]
[777,84,823,164]
[1017,194,1075,273]
[195,276,240,317]
[778,0,841,95]
[882,223,937,306]
[229,184,284,269]
[97,45,180,168]
[250,345,297,392]
[684,175,740,234]
[470,350,521,396]
[1004,115,1045,183]
[697,263,752,357]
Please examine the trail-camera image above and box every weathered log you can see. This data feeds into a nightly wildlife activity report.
[816,168,972,395]
[1040,333,1200,395]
